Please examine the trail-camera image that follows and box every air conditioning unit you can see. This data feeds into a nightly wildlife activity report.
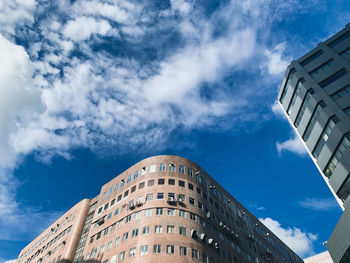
[136,201,143,207]
[248,234,254,240]
[62,241,66,245]
[206,212,211,219]
[219,222,223,227]
[98,218,105,225]
[200,233,206,240]
[214,242,219,249]
[167,197,177,204]
[208,238,214,245]
[128,203,135,210]
[190,229,197,238]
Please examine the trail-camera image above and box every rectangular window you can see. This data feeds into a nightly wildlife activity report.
[198,201,203,209]
[150,164,156,173]
[107,241,113,250]
[126,214,131,223]
[188,183,194,190]
[169,164,176,172]
[167,225,175,233]
[178,194,185,202]
[127,175,131,184]
[99,245,104,253]
[179,165,185,174]
[159,163,166,171]
[114,208,119,215]
[139,182,145,189]
[156,208,163,215]
[328,30,350,47]
[319,68,347,88]
[117,194,122,202]
[303,101,326,141]
[141,167,147,175]
[140,245,149,255]
[187,168,193,177]
[345,107,350,118]
[114,183,119,192]
[102,191,106,200]
[131,229,139,237]
[124,190,129,197]
[110,199,115,206]
[310,59,334,77]
[158,178,165,185]
[122,232,128,241]
[180,246,187,256]
[331,84,350,100]
[338,175,350,202]
[134,170,139,179]
[192,249,199,259]
[142,226,150,234]
[167,208,175,216]
[129,247,136,257]
[295,89,314,127]
[168,179,175,185]
[157,192,164,199]
[115,236,120,246]
[179,226,186,236]
[287,79,304,115]
[167,245,175,254]
[179,180,185,187]
[179,210,186,218]
[324,134,350,177]
[131,185,136,193]
[154,225,163,233]
[108,188,112,196]
[300,49,323,66]
[148,180,154,186]
[280,68,296,104]
[189,197,195,205]
[120,179,125,188]
[104,203,109,210]
[312,116,339,158]
[119,251,125,261]
[144,209,152,217]
[97,207,103,214]
[146,193,153,201]
[190,212,196,221]
[153,244,161,254]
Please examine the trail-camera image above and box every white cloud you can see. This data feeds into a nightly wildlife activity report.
[263,42,290,75]
[63,16,112,41]
[260,217,317,258]
[299,197,339,211]
[271,100,286,118]
[276,135,308,156]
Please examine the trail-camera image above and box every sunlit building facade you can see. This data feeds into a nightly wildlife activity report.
[16,155,303,263]
[278,24,350,263]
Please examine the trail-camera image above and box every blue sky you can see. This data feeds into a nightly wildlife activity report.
[0,0,349,261]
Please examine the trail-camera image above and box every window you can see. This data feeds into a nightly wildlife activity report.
[157,192,164,199]
[331,84,350,100]
[179,165,185,174]
[99,245,104,254]
[126,214,131,223]
[167,225,175,234]
[280,68,296,104]
[167,208,175,216]
[102,191,106,200]
[107,241,112,250]
[179,210,186,218]
[287,79,304,115]
[190,213,196,221]
[140,245,148,255]
[122,232,128,241]
[180,246,187,256]
[129,247,136,257]
[144,209,152,217]
[319,68,347,88]
[124,190,129,197]
[189,197,195,205]
[167,245,175,254]
[148,180,154,186]
[107,212,112,219]
[178,194,185,202]
[179,180,185,187]
[158,178,165,185]
[150,164,156,173]
[115,236,120,246]
[120,179,125,188]
[328,30,350,47]
[324,134,350,177]
[104,203,109,210]
[142,226,150,234]
[202,253,208,263]
[295,89,314,127]
[141,167,147,175]
[97,207,103,214]
[153,244,161,254]
[198,201,203,209]
[114,183,119,192]
[131,228,138,237]
[168,179,175,185]
[310,59,334,77]
[303,101,326,141]
[146,193,153,201]
[96,231,101,239]
[313,115,339,158]
[154,225,163,233]
[104,227,109,236]
[119,251,125,261]
[110,199,115,206]
[338,175,350,202]
[127,175,131,184]
[117,194,122,202]
[179,226,186,236]
[300,49,323,66]
[192,249,199,259]
[131,185,136,193]
[139,182,145,189]
[169,164,176,172]
[156,208,163,215]
[159,163,166,171]
[114,208,119,216]
[134,211,141,220]
[187,168,193,177]
[188,183,194,190]
[134,170,139,179]
[91,248,97,258]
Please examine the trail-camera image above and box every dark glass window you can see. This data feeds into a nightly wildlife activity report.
[158,179,165,185]
[319,68,347,88]
[179,180,185,187]
[168,179,175,185]
[300,50,323,66]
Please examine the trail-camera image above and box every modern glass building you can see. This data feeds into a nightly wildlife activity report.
[277,24,350,263]
[15,155,303,263]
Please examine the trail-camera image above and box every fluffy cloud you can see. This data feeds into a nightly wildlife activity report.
[260,217,317,258]
[276,135,308,156]
[263,42,290,75]
[299,197,340,211]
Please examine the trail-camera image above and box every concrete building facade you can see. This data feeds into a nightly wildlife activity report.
[16,155,303,263]
[277,24,350,263]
